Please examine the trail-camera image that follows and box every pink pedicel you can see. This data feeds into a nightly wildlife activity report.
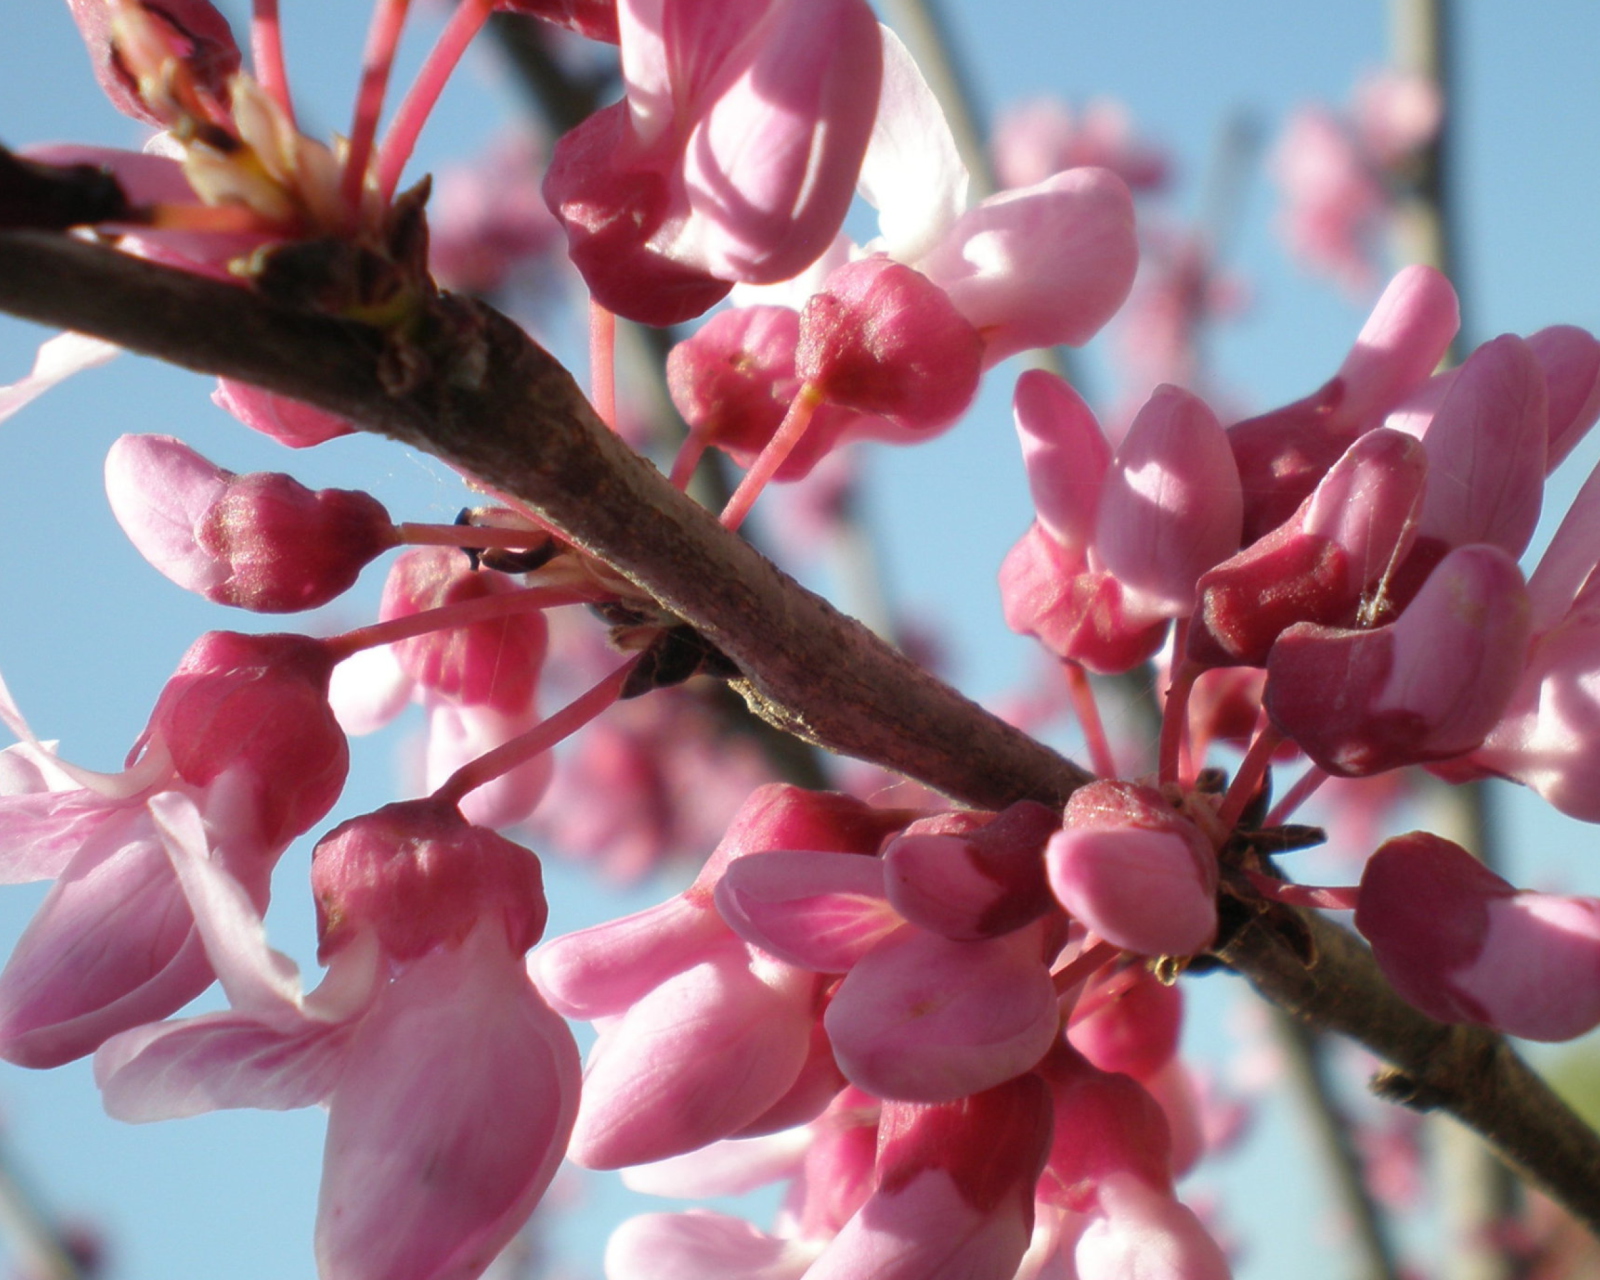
[0,632,346,1066]
[332,548,553,828]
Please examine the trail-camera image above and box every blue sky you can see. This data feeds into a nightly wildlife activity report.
[1,3,1599,1278]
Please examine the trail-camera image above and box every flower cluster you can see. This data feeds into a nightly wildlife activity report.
[5,3,1600,1280]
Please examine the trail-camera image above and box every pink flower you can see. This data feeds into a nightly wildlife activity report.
[536,786,906,1167]
[0,631,347,1066]
[330,548,551,829]
[105,434,397,612]
[1357,832,1600,1040]
[543,0,884,325]
[1046,782,1218,957]
[96,796,580,1280]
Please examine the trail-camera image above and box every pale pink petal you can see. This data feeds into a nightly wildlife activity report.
[1412,335,1547,556]
[857,25,969,262]
[1335,264,1460,426]
[1013,369,1111,551]
[104,434,233,598]
[920,168,1138,359]
[421,702,552,830]
[824,925,1057,1103]
[1047,825,1217,957]
[533,895,726,1020]
[806,1169,1033,1280]
[1094,385,1241,615]
[1529,325,1600,471]
[676,0,882,285]
[0,817,212,1068]
[1074,1174,1231,1280]
[329,645,415,736]
[621,1129,813,1198]
[604,1211,815,1280]
[713,850,900,971]
[317,927,581,1280]
[0,331,119,425]
[569,947,814,1169]
[94,1008,356,1121]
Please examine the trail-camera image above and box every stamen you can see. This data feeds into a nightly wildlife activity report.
[1052,937,1119,998]
[250,0,295,123]
[342,0,413,214]
[376,0,494,201]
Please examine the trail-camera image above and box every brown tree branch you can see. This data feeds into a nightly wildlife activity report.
[0,230,1084,811]
[2,229,1599,1235]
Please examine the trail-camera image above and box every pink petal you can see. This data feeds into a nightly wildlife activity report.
[676,0,883,285]
[604,1211,815,1280]
[919,168,1138,359]
[1093,385,1241,615]
[94,1007,356,1120]
[620,1130,812,1199]
[714,850,900,971]
[1013,369,1112,552]
[824,925,1058,1103]
[568,946,815,1168]
[1412,334,1547,556]
[317,927,580,1280]
[1046,825,1217,957]
[0,331,119,425]
[534,895,727,1020]
[104,434,233,599]
[857,26,969,262]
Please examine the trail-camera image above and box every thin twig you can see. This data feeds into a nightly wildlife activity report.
[1271,1006,1404,1280]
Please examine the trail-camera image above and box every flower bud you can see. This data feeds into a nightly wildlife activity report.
[106,434,397,612]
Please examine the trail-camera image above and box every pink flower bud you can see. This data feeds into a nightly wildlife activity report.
[1047,782,1218,956]
[797,256,984,430]
[381,548,549,714]
[106,434,397,612]
[311,798,549,964]
[667,305,802,460]
[1264,544,1531,776]
[148,631,347,849]
[1094,385,1242,616]
[882,800,1059,940]
[1357,832,1600,1040]
[1189,428,1427,668]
